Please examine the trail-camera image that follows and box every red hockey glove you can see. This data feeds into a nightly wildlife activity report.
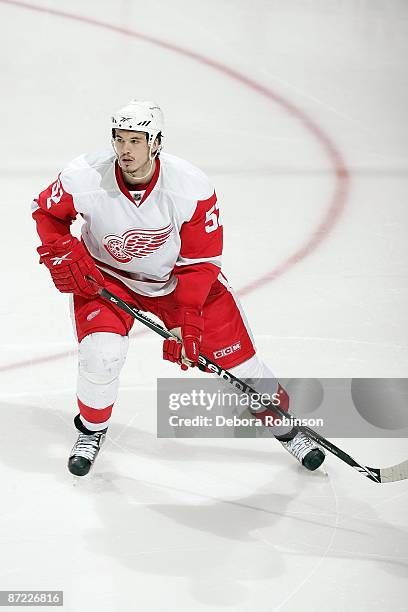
[37,234,104,299]
[163,309,204,370]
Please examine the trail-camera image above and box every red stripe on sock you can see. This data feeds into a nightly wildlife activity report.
[250,384,289,425]
[77,398,113,424]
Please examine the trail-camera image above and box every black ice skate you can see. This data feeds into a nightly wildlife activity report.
[68,430,106,476]
[278,430,325,471]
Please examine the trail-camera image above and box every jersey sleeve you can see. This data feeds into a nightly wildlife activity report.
[31,173,78,244]
[173,190,223,311]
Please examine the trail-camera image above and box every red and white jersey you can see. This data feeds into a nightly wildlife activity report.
[32,150,223,307]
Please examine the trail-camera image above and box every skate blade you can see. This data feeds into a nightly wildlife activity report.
[71,475,82,486]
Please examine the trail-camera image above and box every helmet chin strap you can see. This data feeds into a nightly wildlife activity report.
[123,159,154,181]
[112,140,157,182]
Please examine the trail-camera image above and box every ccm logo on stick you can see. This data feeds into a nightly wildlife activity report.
[214,342,241,359]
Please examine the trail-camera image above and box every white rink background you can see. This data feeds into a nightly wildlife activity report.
[0,1,407,610]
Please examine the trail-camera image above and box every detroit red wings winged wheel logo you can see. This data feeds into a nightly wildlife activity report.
[103,224,173,263]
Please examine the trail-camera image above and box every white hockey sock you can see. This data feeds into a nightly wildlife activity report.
[229,355,293,437]
[76,332,129,430]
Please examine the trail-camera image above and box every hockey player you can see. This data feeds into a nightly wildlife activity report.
[32,99,325,476]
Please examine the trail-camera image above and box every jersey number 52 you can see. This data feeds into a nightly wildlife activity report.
[205,202,222,233]
[46,178,64,209]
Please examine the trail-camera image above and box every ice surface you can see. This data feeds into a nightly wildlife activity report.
[0,1,407,610]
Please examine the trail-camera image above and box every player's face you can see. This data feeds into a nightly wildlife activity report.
[113,129,151,175]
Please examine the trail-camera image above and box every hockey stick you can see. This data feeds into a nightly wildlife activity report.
[97,286,408,484]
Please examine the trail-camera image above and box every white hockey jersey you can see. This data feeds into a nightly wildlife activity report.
[32,150,223,300]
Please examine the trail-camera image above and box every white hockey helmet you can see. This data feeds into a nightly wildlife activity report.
[111,100,164,155]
